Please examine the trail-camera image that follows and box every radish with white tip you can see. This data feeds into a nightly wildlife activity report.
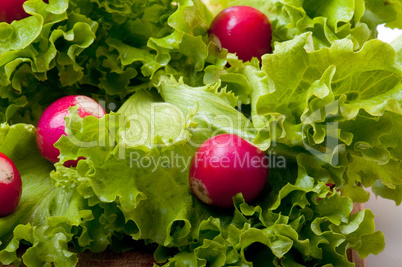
[0,152,22,217]
[36,95,106,167]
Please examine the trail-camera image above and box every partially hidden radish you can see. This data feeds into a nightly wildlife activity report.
[0,0,49,23]
[0,152,22,217]
[0,0,29,23]
[36,95,106,167]
[208,5,272,62]
[189,133,269,208]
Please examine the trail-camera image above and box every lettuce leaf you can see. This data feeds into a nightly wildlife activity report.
[0,0,212,124]
[1,0,400,266]
[0,123,81,266]
[247,33,402,204]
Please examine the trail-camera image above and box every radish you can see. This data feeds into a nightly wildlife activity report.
[36,95,106,167]
[0,0,29,23]
[189,134,269,208]
[208,6,272,62]
[0,152,22,217]
[0,0,49,23]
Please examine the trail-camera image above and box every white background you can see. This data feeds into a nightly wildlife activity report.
[365,25,402,267]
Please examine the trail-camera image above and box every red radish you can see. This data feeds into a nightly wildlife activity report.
[0,0,29,23]
[0,152,22,217]
[36,95,106,167]
[189,134,269,208]
[0,0,49,23]
[208,6,272,62]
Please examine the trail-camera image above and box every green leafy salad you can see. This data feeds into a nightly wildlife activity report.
[1,0,402,266]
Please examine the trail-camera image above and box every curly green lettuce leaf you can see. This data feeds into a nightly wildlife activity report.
[0,0,213,123]
[0,0,97,124]
[363,0,402,29]
[147,0,212,85]
[117,89,194,151]
[244,32,402,204]
[0,123,137,266]
[156,75,257,147]
[0,123,80,266]
[67,0,213,94]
